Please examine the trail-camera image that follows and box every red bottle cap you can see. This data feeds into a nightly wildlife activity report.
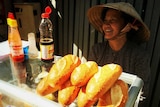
[8,12,15,19]
[45,6,52,14]
[41,6,52,18]
[41,13,50,18]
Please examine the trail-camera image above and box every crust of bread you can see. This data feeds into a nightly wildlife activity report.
[97,79,128,107]
[86,64,122,102]
[70,61,98,87]
[77,86,96,107]
[58,80,80,105]
[36,54,81,96]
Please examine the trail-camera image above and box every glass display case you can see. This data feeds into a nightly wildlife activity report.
[0,55,62,107]
[0,54,144,107]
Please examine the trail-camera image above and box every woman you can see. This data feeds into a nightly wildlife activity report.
[87,2,150,107]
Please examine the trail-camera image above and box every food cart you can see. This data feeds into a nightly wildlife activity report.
[0,55,143,107]
[0,41,143,107]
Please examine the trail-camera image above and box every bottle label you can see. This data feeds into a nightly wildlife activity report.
[10,45,24,56]
[40,43,54,60]
[10,45,24,62]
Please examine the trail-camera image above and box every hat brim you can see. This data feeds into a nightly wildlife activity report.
[87,2,150,43]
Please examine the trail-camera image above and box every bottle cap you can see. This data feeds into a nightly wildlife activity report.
[41,13,50,18]
[45,6,52,14]
[8,12,15,19]
[41,6,52,18]
[7,18,18,27]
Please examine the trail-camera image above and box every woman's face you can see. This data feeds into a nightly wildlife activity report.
[102,9,126,40]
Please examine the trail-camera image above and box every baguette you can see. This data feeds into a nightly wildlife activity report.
[85,63,122,105]
[58,80,80,105]
[36,54,81,96]
[70,61,98,87]
[77,86,96,107]
[97,79,129,107]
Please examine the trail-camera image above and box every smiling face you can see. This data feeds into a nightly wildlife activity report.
[102,9,127,40]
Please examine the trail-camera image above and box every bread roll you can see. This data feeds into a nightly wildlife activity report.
[36,54,81,96]
[97,79,128,107]
[36,76,61,96]
[86,63,122,103]
[77,86,97,107]
[70,61,98,87]
[58,80,80,105]
[43,93,57,101]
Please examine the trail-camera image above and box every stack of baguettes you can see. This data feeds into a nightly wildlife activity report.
[36,54,128,107]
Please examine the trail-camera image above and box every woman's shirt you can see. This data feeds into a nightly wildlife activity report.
[88,40,151,105]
